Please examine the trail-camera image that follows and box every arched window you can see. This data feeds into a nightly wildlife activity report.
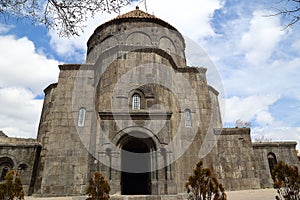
[18,164,28,171]
[78,108,86,127]
[132,94,141,110]
[0,157,14,181]
[267,153,277,176]
[184,108,192,128]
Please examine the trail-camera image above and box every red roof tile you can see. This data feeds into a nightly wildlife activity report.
[114,6,158,20]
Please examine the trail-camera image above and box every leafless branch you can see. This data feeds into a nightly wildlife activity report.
[269,0,300,29]
[254,136,272,143]
[0,0,130,37]
[235,119,251,128]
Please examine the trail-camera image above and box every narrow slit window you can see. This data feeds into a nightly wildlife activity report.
[78,108,86,127]
[132,94,141,110]
[184,108,192,128]
[106,148,112,181]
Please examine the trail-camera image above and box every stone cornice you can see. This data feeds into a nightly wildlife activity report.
[214,128,251,135]
[0,143,41,148]
[208,85,219,96]
[99,111,172,120]
[58,64,94,71]
[253,142,297,147]
[44,83,57,94]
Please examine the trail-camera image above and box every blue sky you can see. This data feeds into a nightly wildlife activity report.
[0,0,299,150]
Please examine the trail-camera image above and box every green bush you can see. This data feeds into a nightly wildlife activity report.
[185,160,226,200]
[86,172,110,200]
[272,161,300,200]
[0,170,24,200]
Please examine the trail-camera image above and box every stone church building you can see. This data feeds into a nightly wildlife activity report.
[0,8,299,197]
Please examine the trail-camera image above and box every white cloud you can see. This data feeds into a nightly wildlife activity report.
[221,56,300,99]
[0,34,59,138]
[146,0,223,40]
[0,87,43,138]
[291,37,300,51]
[207,6,300,149]
[0,24,14,34]
[222,94,300,149]
[240,10,285,65]
[222,94,280,125]
[252,126,300,149]
[0,35,59,94]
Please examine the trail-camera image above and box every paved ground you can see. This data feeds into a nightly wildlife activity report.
[226,189,277,200]
[24,188,278,200]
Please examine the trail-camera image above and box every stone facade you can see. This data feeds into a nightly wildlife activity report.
[0,8,299,197]
[206,128,261,191]
[253,142,299,188]
[0,132,41,195]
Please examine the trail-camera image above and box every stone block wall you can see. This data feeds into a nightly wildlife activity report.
[253,142,300,188]
[35,64,94,196]
[207,128,261,191]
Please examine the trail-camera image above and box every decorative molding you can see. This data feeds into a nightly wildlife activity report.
[99,111,172,120]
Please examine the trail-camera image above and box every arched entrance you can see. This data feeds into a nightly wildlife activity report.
[121,137,152,195]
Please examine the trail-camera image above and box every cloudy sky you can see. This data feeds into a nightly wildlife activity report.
[0,0,299,149]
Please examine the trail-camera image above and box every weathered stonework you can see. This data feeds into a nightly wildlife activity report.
[0,7,299,198]
[253,142,300,188]
[0,133,41,195]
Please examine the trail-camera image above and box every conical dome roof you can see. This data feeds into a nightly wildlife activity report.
[114,6,158,20]
[93,6,178,33]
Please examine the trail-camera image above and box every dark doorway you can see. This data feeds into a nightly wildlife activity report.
[121,139,151,195]
[267,152,277,176]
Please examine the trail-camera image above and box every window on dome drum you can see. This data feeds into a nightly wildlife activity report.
[267,153,277,176]
[78,108,86,127]
[132,94,141,110]
[184,108,192,128]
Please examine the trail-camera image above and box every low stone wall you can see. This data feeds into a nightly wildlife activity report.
[0,136,41,195]
[253,142,300,188]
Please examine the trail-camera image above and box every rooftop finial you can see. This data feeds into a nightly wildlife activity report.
[136,5,139,10]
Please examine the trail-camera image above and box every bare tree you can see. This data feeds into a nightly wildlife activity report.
[254,135,272,143]
[272,0,300,28]
[235,119,251,128]
[0,0,130,37]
